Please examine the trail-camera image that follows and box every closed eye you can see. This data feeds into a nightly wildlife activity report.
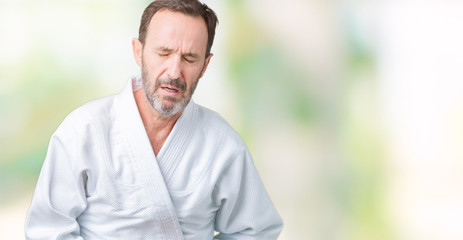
[183,53,199,63]
[183,56,195,63]
[156,47,172,57]
[158,51,170,57]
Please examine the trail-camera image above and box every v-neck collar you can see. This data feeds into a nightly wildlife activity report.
[125,76,199,182]
[114,77,185,239]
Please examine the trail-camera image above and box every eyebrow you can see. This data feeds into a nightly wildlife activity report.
[184,52,200,59]
[156,47,173,53]
[155,47,200,59]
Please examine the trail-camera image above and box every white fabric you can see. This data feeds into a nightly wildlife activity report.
[25,77,283,239]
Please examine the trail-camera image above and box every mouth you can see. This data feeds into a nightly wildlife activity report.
[162,84,181,92]
[159,85,182,97]
[162,86,178,92]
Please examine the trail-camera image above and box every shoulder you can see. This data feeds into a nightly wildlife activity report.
[194,103,247,151]
[195,104,241,137]
[53,95,117,140]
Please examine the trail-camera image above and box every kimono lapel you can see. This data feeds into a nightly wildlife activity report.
[156,99,198,186]
[114,78,184,240]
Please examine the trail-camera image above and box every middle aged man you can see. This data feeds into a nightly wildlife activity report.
[25,0,283,239]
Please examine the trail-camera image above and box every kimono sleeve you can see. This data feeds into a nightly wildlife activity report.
[213,146,283,239]
[25,117,88,240]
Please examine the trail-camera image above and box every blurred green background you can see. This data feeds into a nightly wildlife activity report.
[1,0,463,239]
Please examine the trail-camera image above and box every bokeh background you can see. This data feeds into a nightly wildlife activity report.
[1,0,463,239]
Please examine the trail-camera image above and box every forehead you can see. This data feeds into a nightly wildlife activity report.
[145,10,208,54]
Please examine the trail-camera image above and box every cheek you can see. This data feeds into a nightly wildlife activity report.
[143,57,165,79]
[185,65,204,82]
[143,54,163,69]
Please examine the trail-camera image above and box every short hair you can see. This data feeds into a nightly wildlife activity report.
[138,0,218,57]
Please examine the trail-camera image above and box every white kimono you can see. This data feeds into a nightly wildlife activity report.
[25,77,283,240]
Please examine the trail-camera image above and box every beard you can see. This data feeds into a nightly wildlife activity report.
[141,59,200,118]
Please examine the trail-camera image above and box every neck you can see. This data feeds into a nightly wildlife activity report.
[134,88,182,156]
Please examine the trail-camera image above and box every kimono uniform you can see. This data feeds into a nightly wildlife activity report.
[25,77,283,239]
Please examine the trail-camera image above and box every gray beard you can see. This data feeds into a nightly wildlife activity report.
[150,90,186,118]
[141,62,200,118]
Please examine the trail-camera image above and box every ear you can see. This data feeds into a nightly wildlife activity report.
[132,38,143,67]
[200,53,213,78]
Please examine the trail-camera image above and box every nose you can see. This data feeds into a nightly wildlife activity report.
[167,55,182,80]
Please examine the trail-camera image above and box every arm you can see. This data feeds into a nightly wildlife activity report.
[25,121,87,240]
[213,147,283,239]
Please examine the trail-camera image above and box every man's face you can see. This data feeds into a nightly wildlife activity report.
[133,10,212,118]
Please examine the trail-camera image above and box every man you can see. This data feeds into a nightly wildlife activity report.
[25,0,283,239]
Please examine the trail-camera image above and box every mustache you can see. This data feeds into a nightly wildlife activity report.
[155,77,186,91]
